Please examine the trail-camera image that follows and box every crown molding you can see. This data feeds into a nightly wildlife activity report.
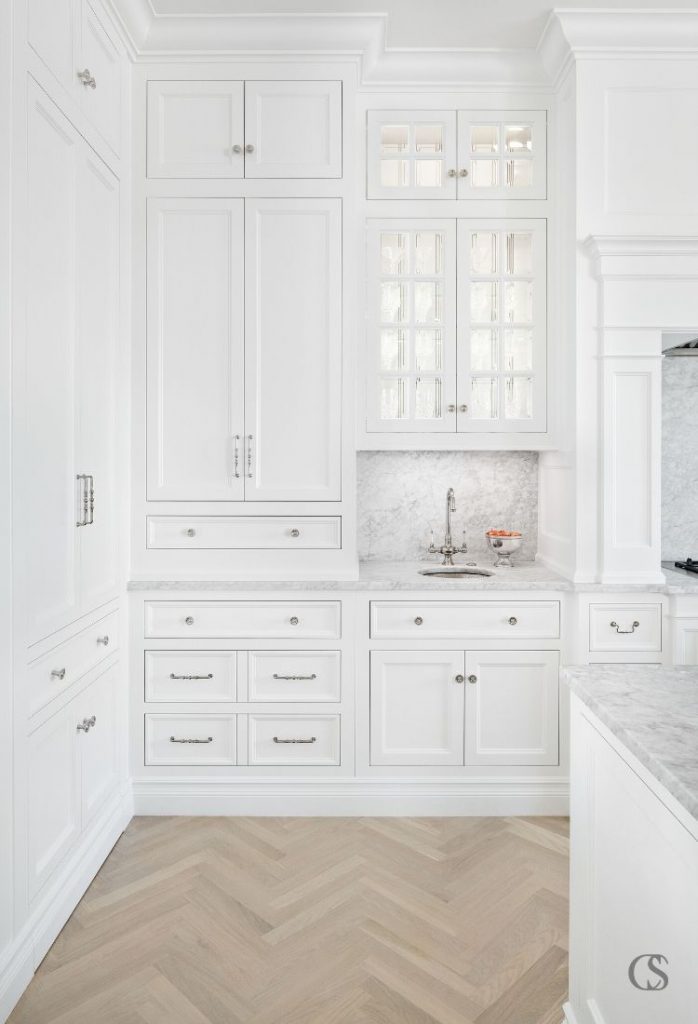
[584,234,698,280]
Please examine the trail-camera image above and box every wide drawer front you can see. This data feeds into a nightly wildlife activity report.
[370,601,560,639]
[589,603,662,652]
[248,714,340,765]
[28,611,119,716]
[248,651,341,702]
[146,516,341,550]
[145,714,236,764]
[144,601,342,639]
[145,651,238,702]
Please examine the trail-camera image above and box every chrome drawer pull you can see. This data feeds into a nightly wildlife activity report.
[290,529,300,538]
[76,474,89,526]
[247,435,253,478]
[610,620,640,634]
[186,528,196,537]
[97,635,110,646]
[169,736,213,744]
[185,616,195,626]
[233,434,240,478]
[169,673,214,681]
[414,616,423,626]
[273,736,317,744]
[76,716,96,733]
[289,616,299,626]
[272,673,317,681]
[51,668,66,680]
[77,68,96,89]
[508,617,518,626]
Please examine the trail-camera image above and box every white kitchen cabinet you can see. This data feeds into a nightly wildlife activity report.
[78,664,119,827]
[367,111,458,199]
[147,81,245,178]
[464,651,559,766]
[370,651,465,766]
[672,618,698,664]
[457,110,546,199]
[28,0,76,92]
[244,81,342,178]
[78,1,121,155]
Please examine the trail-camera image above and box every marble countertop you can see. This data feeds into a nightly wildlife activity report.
[563,664,698,820]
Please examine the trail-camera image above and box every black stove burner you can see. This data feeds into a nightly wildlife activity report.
[675,558,698,573]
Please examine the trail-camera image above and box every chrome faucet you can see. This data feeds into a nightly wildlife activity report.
[428,487,468,565]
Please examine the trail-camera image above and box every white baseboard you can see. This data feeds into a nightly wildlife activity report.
[133,777,570,816]
[0,789,132,1024]
[561,1003,579,1024]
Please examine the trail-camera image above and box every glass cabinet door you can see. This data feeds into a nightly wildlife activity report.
[367,111,458,199]
[457,219,546,432]
[456,111,546,199]
[366,221,456,431]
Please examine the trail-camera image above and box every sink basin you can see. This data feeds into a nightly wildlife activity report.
[419,566,494,578]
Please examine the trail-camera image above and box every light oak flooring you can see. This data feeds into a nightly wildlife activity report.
[9,816,569,1024]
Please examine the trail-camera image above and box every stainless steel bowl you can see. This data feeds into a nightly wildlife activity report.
[486,534,522,567]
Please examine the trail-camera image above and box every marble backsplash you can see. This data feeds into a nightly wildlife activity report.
[663,357,698,560]
[357,451,538,563]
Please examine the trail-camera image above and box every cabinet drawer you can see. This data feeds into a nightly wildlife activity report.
[146,516,341,550]
[248,714,340,765]
[145,714,236,765]
[145,651,237,702]
[589,603,662,652]
[248,651,341,702]
[370,601,560,640]
[28,611,119,716]
[145,601,341,640]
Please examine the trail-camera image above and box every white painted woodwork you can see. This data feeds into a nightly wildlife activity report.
[146,198,245,501]
[144,600,342,640]
[370,600,560,639]
[370,650,465,766]
[588,602,662,653]
[79,664,119,827]
[244,81,342,178]
[27,0,76,92]
[672,619,698,665]
[146,516,341,550]
[248,651,341,702]
[25,84,80,643]
[244,198,342,501]
[147,81,245,178]
[145,714,237,765]
[27,611,119,717]
[79,2,121,155]
[567,697,698,1024]
[75,150,119,612]
[456,110,546,199]
[27,705,80,899]
[464,650,559,766]
[367,111,458,200]
[247,714,341,765]
[145,651,238,703]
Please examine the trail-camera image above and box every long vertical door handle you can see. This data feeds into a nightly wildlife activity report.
[233,435,240,478]
[76,474,89,527]
[87,474,94,524]
[246,435,253,478]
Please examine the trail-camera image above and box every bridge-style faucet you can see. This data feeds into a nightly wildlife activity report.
[428,487,468,565]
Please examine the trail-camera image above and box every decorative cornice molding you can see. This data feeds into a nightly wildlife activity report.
[584,234,698,284]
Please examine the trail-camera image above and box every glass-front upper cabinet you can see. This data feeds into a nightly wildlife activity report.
[367,109,546,200]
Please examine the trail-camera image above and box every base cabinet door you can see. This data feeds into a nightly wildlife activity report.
[464,650,559,766]
[78,665,119,827]
[370,651,465,766]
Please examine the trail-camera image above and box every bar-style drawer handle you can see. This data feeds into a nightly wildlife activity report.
[169,673,214,681]
[97,635,110,645]
[169,736,214,744]
[51,668,66,680]
[273,736,317,744]
[610,620,640,634]
[273,673,317,681]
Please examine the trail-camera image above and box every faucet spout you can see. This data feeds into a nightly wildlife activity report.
[445,488,456,545]
[428,487,468,566]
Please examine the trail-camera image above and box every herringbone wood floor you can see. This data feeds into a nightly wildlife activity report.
[9,816,569,1024]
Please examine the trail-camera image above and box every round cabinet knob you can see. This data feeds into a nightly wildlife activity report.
[290,529,300,538]
[232,144,243,154]
[447,404,456,413]
[455,674,465,684]
[508,616,518,626]
[290,616,299,626]
[468,674,478,684]
[245,143,255,153]
[458,168,469,177]
[96,635,109,646]
[185,616,194,626]
[186,528,196,537]
[414,616,423,626]
[459,404,468,413]
[447,168,457,178]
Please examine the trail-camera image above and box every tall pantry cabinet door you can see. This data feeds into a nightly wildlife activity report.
[244,198,341,501]
[25,83,80,644]
[27,0,77,95]
[75,149,119,613]
[147,198,245,500]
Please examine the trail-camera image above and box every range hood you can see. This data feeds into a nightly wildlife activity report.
[663,337,698,357]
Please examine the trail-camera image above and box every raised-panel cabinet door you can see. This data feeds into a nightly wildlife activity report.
[78,665,119,827]
[27,706,80,899]
[244,81,342,178]
[147,198,245,500]
[244,198,341,501]
[147,81,245,178]
[27,0,76,94]
[464,650,559,766]
[25,83,80,644]
[370,650,465,766]
[76,149,119,614]
[78,2,121,156]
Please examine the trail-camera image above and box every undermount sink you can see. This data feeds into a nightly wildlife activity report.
[419,566,494,578]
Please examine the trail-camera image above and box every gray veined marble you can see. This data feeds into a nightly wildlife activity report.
[563,664,698,820]
[662,357,698,561]
[357,451,538,563]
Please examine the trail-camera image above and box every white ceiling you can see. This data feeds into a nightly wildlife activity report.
[147,0,698,49]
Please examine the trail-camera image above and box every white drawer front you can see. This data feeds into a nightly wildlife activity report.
[144,601,342,640]
[248,651,341,702]
[145,714,236,765]
[145,651,237,703]
[146,516,341,550]
[370,601,560,640]
[28,611,119,717]
[248,714,340,765]
[589,603,662,652]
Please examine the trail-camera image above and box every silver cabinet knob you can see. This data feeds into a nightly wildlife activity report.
[232,144,243,154]
[447,169,457,178]
[414,616,423,626]
[185,616,194,626]
[447,404,456,413]
[455,674,465,684]
[468,674,477,684]
[289,616,299,626]
[96,635,109,646]
[51,668,66,680]
[508,616,518,626]
[87,715,96,728]
[290,529,300,538]
[77,68,96,88]
[459,404,468,412]
[245,143,255,153]
[458,168,469,177]
[186,528,196,537]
